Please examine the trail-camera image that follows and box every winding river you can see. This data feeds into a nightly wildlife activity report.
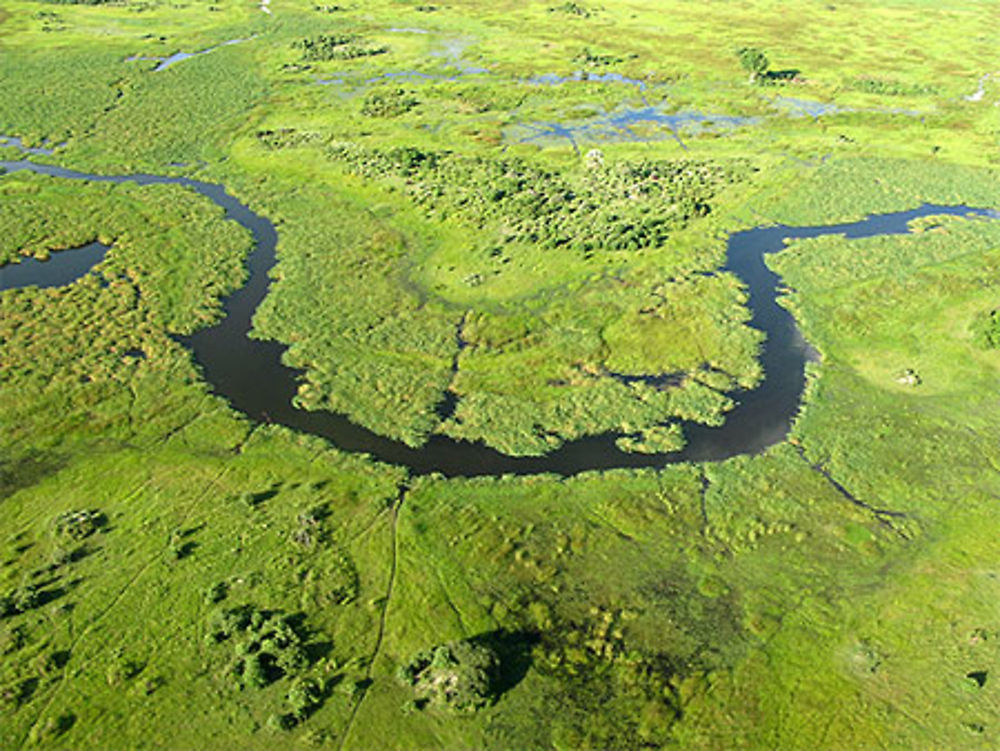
[1,157,994,476]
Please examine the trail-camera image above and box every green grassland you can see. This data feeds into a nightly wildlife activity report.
[3,0,1000,748]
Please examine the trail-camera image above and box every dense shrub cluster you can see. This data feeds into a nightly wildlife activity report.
[293,34,388,61]
[207,605,310,689]
[397,640,500,713]
[207,602,331,732]
[361,88,419,117]
[327,144,751,254]
[52,510,105,541]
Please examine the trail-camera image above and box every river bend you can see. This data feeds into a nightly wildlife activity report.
[1,158,992,476]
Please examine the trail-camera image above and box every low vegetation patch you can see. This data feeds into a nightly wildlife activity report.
[846,77,938,96]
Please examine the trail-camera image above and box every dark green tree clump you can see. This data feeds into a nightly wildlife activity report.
[972,308,1000,349]
[737,47,769,83]
[293,34,388,61]
[396,640,500,713]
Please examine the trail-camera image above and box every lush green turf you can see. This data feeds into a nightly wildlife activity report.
[3,0,1000,748]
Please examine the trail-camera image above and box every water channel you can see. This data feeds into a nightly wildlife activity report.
[2,157,994,476]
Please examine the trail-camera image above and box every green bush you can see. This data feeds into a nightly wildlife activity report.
[972,309,1000,349]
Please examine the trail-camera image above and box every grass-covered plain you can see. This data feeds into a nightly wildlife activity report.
[2,0,1000,748]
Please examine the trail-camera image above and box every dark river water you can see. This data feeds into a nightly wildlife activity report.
[0,241,109,289]
[2,157,994,476]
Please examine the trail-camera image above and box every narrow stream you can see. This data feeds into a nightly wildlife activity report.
[2,157,993,476]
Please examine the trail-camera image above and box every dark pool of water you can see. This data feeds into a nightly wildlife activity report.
[2,156,994,477]
[0,241,109,291]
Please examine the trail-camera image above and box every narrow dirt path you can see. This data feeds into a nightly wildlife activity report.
[337,480,408,751]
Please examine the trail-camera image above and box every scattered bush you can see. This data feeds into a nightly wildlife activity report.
[105,653,142,686]
[972,308,1000,349]
[550,2,593,17]
[531,608,683,747]
[1,585,41,618]
[169,530,195,560]
[574,47,623,67]
[205,581,228,604]
[257,129,324,151]
[267,711,295,732]
[848,77,937,96]
[0,677,37,710]
[0,624,27,655]
[27,712,75,744]
[287,677,323,719]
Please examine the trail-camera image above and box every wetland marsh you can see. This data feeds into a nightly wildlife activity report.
[2,1,1000,749]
